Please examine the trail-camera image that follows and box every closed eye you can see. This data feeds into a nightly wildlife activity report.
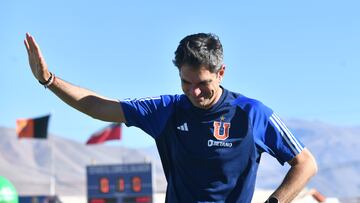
[181,79,191,85]
[199,80,212,86]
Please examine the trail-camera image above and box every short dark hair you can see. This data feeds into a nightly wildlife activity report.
[173,33,223,73]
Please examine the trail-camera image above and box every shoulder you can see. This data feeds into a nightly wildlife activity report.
[122,94,182,105]
[160,94,191,109]
[231,92,270,112]
[224,90,273,124]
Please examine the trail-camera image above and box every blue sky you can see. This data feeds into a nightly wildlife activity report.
[1,0,359,148]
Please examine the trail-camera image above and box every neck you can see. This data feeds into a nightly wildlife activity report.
[214,86,223,104]
[206,86,223,109]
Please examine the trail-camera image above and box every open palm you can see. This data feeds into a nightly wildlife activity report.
[24,33,50,82]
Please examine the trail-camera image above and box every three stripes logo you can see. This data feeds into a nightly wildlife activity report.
[269,113,304,154]
[177,123,189,132]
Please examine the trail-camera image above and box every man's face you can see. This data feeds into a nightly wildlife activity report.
[180,65,224,109]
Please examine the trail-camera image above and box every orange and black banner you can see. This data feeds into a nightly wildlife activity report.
[16,115,50,139]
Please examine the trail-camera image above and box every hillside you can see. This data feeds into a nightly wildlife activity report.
[1,120,360,198]
[256,120,360,198]
[0,126,166,195]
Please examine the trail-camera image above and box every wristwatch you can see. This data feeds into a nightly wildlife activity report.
[265,197,279,203]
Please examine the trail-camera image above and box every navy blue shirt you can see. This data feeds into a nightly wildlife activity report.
[121,88,304,203]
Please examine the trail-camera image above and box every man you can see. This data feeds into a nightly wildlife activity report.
[24,33,317,203]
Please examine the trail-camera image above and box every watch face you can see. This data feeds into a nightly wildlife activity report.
[268,197,279,203]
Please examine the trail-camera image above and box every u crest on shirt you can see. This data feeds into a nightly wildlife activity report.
[213,121,231,140]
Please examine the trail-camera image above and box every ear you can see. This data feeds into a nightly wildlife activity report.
[217,65,226,80]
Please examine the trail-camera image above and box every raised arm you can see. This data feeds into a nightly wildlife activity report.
[266,148,318,203]
[24,33,126,123]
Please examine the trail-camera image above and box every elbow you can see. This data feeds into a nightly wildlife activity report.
[77,96,106,120]
[77,103,100,120]
[290,148,318,178]
[86,106,107,121]
[303,149,318,178]
[310,154,318,177]
[306,148,318,178]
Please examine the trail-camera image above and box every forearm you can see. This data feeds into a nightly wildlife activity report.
[269,149,318,203]
[270,165,313,202]
[48,76,99,115]
[48,75,124,122]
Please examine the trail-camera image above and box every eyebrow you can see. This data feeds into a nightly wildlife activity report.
[181,78,213,85]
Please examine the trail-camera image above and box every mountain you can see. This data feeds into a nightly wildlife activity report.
[1,120,360,198]
[255,119,360,198]
[0,126,166,195]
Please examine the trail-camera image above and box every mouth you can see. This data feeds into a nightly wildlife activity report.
[189,91,214,102]
[194,96,204,101]
[190,95,205,103]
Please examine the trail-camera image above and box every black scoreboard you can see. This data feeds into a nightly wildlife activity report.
[87,163,153,203]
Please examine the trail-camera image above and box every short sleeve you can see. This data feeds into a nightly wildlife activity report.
[250,102,305,165]
[120,95,176,139]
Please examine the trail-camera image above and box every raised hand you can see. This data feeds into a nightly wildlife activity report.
[24,33,51,83]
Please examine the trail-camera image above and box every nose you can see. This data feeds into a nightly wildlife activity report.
[190,86,202,97]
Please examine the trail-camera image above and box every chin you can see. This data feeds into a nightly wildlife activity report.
[190,100,204,108]
[194,101,211,109]
[187,96,210,108]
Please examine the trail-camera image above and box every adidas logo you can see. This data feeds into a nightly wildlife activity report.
[177,123,188,131]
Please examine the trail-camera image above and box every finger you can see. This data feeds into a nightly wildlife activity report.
[24,39,30,56]
[25,33,32,48]
[26,33,39,55]
[26,34,47,67]
[26,33,36,56]
[29,34,44,59]
[25,34,37,63]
